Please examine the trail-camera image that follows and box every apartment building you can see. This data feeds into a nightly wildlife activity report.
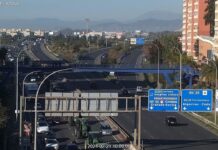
[196,0,218,62]
[215,0,218,43]
[182,0,210,59]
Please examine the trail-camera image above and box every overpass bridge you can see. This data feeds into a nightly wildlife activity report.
[0,64,198,87]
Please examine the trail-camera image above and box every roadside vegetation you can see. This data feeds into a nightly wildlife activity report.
[46,35,113,62]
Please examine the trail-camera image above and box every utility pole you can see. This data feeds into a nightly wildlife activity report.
[85,18,90,53]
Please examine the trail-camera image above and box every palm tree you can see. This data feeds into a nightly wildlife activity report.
[204,0,215,36]
[200,57,218,87]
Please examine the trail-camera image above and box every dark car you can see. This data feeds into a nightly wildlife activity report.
[165,116,177,126]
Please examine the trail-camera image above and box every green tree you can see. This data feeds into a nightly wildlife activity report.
[200,57,218,87]
[204,0,215,36]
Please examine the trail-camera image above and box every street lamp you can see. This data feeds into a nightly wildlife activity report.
[16,50,24,121]
[34,68,74,150]
[174,47,183,93]
[124,39,128,50]
[149,43,160,88]
[85,18,90,53]
[210,60,217,124]
[19,70,41,147]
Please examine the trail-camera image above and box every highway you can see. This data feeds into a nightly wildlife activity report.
[114,112,218,150]
[119,49,143,68]
[21,44,218,150]
[31,42,53,61]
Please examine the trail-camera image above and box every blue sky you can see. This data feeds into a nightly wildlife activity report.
[0,0,183,21]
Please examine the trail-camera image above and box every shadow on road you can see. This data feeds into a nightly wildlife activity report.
[142,139,218,150]
[57,137,70,143]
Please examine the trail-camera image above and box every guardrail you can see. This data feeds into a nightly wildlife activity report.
[188,112,218,130]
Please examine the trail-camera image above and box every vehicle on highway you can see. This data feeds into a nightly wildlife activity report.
[165,116,177,126]
[100,122,112,135]
[30,77,36,82]
[51,117,62,125]
[37,121,49,133]
[38,112,45,118]
[44,138,59,150]
[37,116,47,123]
[136,86,143,93]
[74,117,90,138]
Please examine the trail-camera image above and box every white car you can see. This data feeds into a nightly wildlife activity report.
[45,138,59,150]
[37,121,49,133]
[136,86,143,92]
[100,122,112,135]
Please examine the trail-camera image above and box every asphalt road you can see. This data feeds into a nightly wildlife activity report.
[114,112,218,150]
[119,49,143,68]
[31,42,51,61]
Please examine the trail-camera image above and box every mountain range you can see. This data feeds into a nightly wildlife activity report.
[0,11,182,32]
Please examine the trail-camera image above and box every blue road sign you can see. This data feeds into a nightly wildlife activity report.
[148,89,179,112]
[181,89,213,112]
[136,38,145,45]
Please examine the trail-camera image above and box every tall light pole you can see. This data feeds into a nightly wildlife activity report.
[174,47,183,93]
[85,18,90,53]
[124,39,128,50]
[34,68,74,150]
[19,70,41,147]
[0,33,2,47]
[105,38,108,48]
[16,50,23,121]
[210,60,217,124]
[149,43,160,88]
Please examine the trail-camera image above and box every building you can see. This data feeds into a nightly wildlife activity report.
[196,0,218,62]
[34,30,45,37]
[215,0,218,44]
[182,0,210,59]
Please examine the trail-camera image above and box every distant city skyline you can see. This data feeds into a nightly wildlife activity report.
[0,0,183,21]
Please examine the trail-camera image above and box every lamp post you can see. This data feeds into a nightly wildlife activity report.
[34,68,73,150]
[124,39,128,50]
[85,18,90,53]
[149,43,160,88]
[174,47,183,93]
[16,50,24,121]
[210,60,217,124]
[19,70,41,147]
